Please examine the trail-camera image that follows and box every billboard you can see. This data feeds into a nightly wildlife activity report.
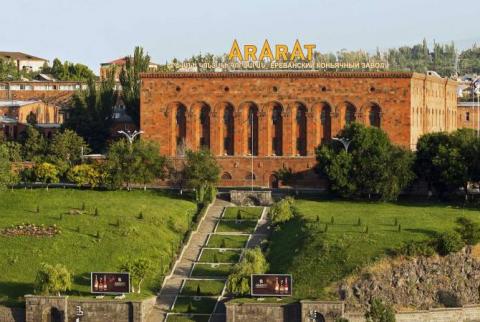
[251,274,292,296]
[91,272,130,294]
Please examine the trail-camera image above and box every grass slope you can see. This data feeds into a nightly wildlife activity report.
[206,235,248,248]
[267,198,480,299]
[222,207,263,220]
[0,189,196,306]
[181,279,225,296]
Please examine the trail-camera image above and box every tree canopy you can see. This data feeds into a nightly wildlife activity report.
[316,123,415,201]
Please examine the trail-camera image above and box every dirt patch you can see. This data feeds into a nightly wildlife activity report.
[2,223,60,237]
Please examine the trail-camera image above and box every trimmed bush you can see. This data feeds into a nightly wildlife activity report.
[269,197,295,225]
[365,298,395,322]
[34,263,72,296]
[455,217,480,245]
[437,231,464,256]
[397,240,435,257]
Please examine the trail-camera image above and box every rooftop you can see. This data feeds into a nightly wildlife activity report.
[0,51,47,61]
[0,100,39,107]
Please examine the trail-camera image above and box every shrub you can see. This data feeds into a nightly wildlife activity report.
[269,198,294,225]
[67,164,101,188]
[365,298,395,322]
[94,208,99,216]
[397,240,435,257]
[33,162,60,189]
[119,257,152,294]
[455,217,480,245]
[437,231,464,256]
[34,263,72,296]
[226,247,268,295]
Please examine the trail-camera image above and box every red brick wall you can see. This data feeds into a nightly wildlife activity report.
[140,72,457,188]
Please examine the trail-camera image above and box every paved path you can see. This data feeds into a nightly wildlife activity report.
[146,198,234,322]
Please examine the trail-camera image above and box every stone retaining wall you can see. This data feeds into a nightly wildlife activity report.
[21,295,156,322]
[0,306,25,322]
[226,300,480,322]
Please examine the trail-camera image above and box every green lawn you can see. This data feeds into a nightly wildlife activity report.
[206,235,249,248]
[181,279,225,296]
[191,263,233,277]
[199,249,241,263]
[216,220,257,233]
[166,314,210,322]
[222,207,263,220]
[0,189,197,306]
[172,296,217,314]
[267,198,480,299]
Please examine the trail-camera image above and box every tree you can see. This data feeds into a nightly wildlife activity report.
[365,298,395,322]
[120,47,151,126]
[226,247,269,295]
[20,126,46,161]
[415,129,480,200]
[316,123,414,201]
[63,72,117,152]
[134,140,169,190]
[0,144,14,189]
[183,149,220,203]
[119,258,152,294]
[47,129,90,174]
[455,217,480,245]
[437,231,464,256]
[67,164,101,188]
[34,263,72,296]
[34,162,60,190]
[269,197,295,225]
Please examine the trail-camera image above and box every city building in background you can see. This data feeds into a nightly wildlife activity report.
[0,51,48,73]
[100,56,159,81]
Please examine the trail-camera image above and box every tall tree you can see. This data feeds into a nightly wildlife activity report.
[63,71,117,152]
[19,126,47,161]
[120,47,151,126]
[47,129,90,174]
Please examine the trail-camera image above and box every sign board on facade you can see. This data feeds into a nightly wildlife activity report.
[91,272,130,294]
[251,274,292,296]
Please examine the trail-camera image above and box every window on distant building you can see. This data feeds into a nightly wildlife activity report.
[466,112,470,121]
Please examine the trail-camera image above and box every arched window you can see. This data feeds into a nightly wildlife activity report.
[296,104,307,156]
[223,105,234,155]
[221,172,232,180]
[369,104,381,128]
[345,103,356,125]
[200,105,210,148]
[272,104,283,156]
[247,105,259,156]
[320,103,332,143]
[245,172,256,180]
[176,105,187,156]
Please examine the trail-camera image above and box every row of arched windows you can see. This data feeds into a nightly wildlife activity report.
[173,102,382,156]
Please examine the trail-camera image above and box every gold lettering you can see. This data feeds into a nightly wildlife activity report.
[244,45,257,61]
[228,39,243,61]
[258,39,274,61]
[275,45,289,61]
[304,44,316,60]
[290,40,306,60]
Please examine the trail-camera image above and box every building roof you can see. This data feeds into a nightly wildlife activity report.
[0,100,40,107]
[0,51,47,61]
[101,56,158,67]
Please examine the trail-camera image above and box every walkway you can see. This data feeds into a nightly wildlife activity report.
[147,198,233,322]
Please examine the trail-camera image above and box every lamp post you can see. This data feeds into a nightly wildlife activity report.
[332,137,351,153]
[117,130,144,144]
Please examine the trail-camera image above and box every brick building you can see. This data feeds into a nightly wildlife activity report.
[457,101,480,134]
[142,71,457,188]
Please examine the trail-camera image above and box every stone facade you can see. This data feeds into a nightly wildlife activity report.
[0,306,25,322]
[458,101,480,133]
[22,295,155,322]
[140,71,457,188]
[225,300,480,322]
[230,190,273,206]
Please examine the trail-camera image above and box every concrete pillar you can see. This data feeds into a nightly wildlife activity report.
[210,110,221,155]
[306,109,317,156]
[258,107,271,156]
[234,109,246,156]
[282,106,294,156]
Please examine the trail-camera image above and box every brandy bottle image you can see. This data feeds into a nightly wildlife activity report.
[94,275,99,291]
[274,277,280,293]
[98,277,103,291]
[284,277,289,293]
[103,275,108,291]
[279,280,284,293]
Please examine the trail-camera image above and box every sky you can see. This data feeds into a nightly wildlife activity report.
[1,0,479,74]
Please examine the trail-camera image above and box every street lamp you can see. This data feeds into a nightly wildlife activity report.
[117,130,144,144]
[332,137,351,153]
